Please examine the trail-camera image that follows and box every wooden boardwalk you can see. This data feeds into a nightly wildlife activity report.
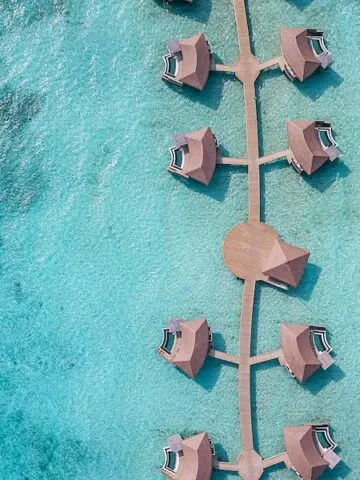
[250,350,280,365]
[232,0,261,222]
[223,221,279,282]
[208,348,239,364]
[239,280,256,451]
[218,1,280,478]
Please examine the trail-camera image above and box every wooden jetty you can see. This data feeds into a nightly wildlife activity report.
[160,1,339,479]
[216,1,288,478]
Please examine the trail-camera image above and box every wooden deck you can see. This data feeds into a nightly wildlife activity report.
[223,221,280,282]
[262,452,289,469]
[219,1,283,479]
[258,149,290,165]
[239,280,256,451]
[217,154,248,166]
[250,350,280,365]
[208,349,239,364]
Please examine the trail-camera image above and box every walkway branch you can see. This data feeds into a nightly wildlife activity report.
[258,149,290,165]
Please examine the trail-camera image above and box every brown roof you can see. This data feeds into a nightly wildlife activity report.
[284,425,328,480]
[179,433,213,480]
[280,29,321,81]
[288,120,329,175]
[263,239,310,288]
[173,319,210,377]
[182,127,217,184]
[177,33,211,90]
[281,324,321,382]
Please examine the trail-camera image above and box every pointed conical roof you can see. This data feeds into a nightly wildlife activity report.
[161,433,213,480]
[181,433,213,480]
[263,239,310,287]
[287,120,329,175]
[280,28,321,81]
[182,127,217,184]
[173,319,210,378]
[281,324,321,382]
[177,33,211,90]
[284,425,328,480]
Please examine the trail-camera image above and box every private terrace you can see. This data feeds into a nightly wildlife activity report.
[168,128,218,185]
[251,324,335,382]
[280,28,333,82]
[161,432,215,480]
[162,33,212,90]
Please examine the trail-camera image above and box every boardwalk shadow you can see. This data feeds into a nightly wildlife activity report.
[257,66,283,87]
[170,165,246,202]
[305,363,346,396]
[244,0,256,54]
[259,161,289,222]
[250,282,262,357]
[249,284,269,454]
[213,470,238,479]
[303,160,350,193]
[250,362,275,451]
[251,360,280,453]
[296,68,343,101]
[256,68,285,158]
[153,0,213,23]
[261,463,287,479]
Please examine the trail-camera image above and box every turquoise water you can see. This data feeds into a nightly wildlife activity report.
[0,0,358,478]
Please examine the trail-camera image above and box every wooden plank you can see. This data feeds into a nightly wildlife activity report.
[250,350,281,365]
[211,63,236,72]
[216,462,239,471]
[259,56,282,71]
[263,452,289,468]
[232,0,252,57]
[239,279,256,452]
[217,156,248,166]
[258,149,290,165]
[208,349,240,364]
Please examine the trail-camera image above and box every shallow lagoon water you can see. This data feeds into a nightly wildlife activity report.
[0,0,358,478]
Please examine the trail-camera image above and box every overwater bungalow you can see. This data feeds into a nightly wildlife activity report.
[263,238,310,288]
[284,424,341,480]
[161,432,215,480]
[162,33,212,90]
[280,324,335,382]
[287,120,341,175]
[280,28,332,81]
[168,127,218,184]
[157,318,212,377]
